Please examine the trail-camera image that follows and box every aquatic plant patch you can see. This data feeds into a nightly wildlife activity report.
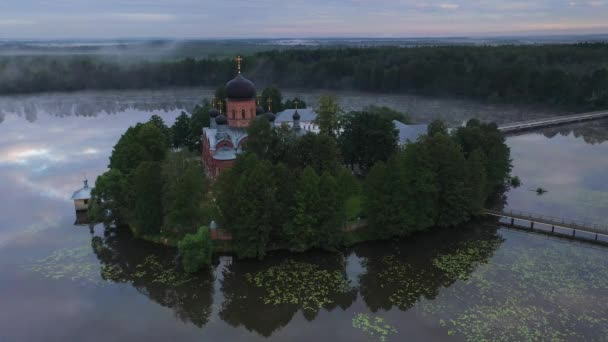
[246,260,352,312]
[24,246,101,285]
[431,238,502,281]
[352,313,397,342]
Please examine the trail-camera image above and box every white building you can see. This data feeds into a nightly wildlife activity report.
[275,108,320,133]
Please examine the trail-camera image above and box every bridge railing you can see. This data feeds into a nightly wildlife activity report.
[498,110,608,131]
[485,208,608,234]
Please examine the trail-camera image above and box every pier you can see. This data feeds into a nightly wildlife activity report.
[485,209,608,244]
[497,110,608,134]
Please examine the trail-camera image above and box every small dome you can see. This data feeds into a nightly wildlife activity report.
[293,110,301,120]
[216,114,228,125]
[266,111,276,122]
[256,105,265,116]
[225,74,256,100]
[209,107,219,118]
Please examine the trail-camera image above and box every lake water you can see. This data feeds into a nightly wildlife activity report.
[1,89,607,341]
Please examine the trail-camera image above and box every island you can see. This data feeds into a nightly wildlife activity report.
[89,57,512,273]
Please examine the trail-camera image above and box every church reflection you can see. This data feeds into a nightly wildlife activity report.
[88,222,503,338]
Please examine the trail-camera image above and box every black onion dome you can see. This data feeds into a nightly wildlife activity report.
[216,114,228,125]
[209,107,219,118]
[292,110,301,120]
[265,111,276,122]
[256,105,265,116]
[225,74,256,100]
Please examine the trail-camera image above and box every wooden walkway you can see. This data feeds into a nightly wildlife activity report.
[498,110,608,134]
[484,209,608,241]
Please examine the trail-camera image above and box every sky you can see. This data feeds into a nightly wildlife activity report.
[0,0,607,39]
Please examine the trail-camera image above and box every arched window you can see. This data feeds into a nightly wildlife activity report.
[232,109,236,119]
[241,109,246,119]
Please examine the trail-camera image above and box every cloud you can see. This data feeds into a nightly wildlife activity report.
[438,3,460,10]
[0,19,34,26]
[109,13,176,22]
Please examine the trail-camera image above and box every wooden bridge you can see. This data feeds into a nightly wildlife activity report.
[497,110,608,134]
[484,209,608,243]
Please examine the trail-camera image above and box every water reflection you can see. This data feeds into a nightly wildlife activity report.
[91,227,214,328]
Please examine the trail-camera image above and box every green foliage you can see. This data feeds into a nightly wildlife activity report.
[131,161,164,236]
[315,95,343,137]
[453,119,512,194]
[190,102,211,151]
[108,122,168,174]
[283,97,307,109]
[246,117,275,159]
[339,111,398,174]
[215,154,277,259]
[162,151,211,235]
[427,119,449,137]
[89,169,129,224]
[148,114,172,147]
[172,111,193,149]
[261,86,283,112]
[178,227,213,273]
[287,133,341,175]
[510,175,522,188]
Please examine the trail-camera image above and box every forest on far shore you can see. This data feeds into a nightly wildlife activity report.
[1,43,608,111]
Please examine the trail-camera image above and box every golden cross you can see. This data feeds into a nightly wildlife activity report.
[294,99,299,109]
[219,100,223,113]
[267,97,272,111]
[236,55,242,74]
[211,96,216,108]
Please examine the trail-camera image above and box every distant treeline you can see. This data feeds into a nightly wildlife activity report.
[2,44,608,110]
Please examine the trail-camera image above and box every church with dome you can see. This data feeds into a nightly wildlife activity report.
[201,56,305,178]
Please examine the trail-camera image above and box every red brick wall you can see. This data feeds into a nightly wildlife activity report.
[227,99,256,128]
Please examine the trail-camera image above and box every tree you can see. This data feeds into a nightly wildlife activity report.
[172,112,193,148]
[315,95,343,137]
[453,119,512,194]
[131,161,164,236]
[364,105,410,123]
[148,114,172,147]
[317,171,344,249]
[109,122,168,175]
[427,119,449,137]
[423,134,469,227]
[246,117,275,159]
[215,154,277,259]
[162,151,210,235]
[338,111,398,174]
[190,102,211,151]
[286,167,322,251]
[89,169,130,225]
[178,226,212,273]
[261,86,283,112]
[283,97,307,109]
[288,133,340,175]
[463,149,487,215]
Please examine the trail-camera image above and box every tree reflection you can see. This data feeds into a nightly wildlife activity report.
[356,225,503,312]
[0,90,202,123]
[219,252,357,337]
[90,227,214,328]
[541,119,608,144]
